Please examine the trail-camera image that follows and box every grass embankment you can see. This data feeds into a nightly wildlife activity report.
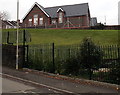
[3,29,118,45]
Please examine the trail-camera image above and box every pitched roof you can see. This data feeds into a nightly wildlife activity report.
[2,20,13,26]
[23,2,89,20]
[2,20,17,27]
[10,21,17,26]
[45,3,89,18]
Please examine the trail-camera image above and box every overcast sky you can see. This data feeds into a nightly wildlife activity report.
[0,0,119,25]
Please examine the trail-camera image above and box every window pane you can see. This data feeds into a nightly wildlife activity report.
[40,17,43,25]
[52,20,56,24]
[29,19,32,26]
[34,14,38,25]
[59,12,63,23]
[34,14,38,18]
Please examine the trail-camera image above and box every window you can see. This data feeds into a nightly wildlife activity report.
[52,20,56,24]
[39,17,43,25]
[34,14,38,25]
[58,12,63,23]
[29,18,32,26]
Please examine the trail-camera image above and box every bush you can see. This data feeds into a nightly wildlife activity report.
[79,37,103,80]
[108,61,120,84]
[63,57,80,76]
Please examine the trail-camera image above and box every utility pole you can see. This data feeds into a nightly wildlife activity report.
[16,0,19,70]
[104,16,106,25]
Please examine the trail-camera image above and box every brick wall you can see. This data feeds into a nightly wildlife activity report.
[22,4,90,28]
[22,5,49,27]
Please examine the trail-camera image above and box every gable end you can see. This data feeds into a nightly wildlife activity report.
[23,2,50,20]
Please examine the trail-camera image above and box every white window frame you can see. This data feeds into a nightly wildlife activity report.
[59,12,63,23]
[39,17,43,25]
[34,14,38,26]
[52,20,56,24]
[29,18,32,26]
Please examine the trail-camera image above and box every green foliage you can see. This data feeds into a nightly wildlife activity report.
[63,57,80,76]
[44,61,54,73]
[91,23,105,30]
[79,37,103,79]
[108,61,120,84]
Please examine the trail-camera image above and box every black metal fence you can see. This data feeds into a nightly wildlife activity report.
[2,30,31,44]
[26,43,120,85]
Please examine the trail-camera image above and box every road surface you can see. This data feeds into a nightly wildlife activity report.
[2,66,119,94]
[1,76,61,94]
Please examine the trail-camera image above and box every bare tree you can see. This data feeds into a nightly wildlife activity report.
[0,11,9,20]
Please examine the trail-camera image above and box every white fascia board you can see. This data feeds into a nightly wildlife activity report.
[22,2,50,20]
[36,2,50,17]
[57,8,64,13]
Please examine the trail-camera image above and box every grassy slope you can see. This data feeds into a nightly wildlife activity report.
[27,29,118,45]
[3,29,118,45]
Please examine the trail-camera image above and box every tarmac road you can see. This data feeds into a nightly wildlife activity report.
[1,76,61,94]
[2,66,119,94]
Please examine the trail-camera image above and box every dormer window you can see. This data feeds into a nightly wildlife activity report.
[57,8,64,24]
[57,8,64,12]
[58,12,63,23]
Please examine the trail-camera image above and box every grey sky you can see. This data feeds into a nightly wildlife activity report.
[0,0,119,25]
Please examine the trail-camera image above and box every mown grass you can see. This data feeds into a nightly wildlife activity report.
[2,29,118,45]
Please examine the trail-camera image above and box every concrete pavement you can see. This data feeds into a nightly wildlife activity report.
[2,77,35,93]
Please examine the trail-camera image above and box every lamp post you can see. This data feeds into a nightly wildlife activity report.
[16,0,19,70]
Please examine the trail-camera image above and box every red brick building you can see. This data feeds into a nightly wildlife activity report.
[22,2,91,28]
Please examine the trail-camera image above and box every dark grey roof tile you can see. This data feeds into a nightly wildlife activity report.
[45,3,89,18]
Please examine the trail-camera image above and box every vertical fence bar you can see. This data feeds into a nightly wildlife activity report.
[7,31,9,44]
[0,18,2,94]
[23,30,26,67]
[26,45,29,67]
[52,43,55,73]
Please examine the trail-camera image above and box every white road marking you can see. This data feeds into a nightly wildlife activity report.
[1,73,74,94]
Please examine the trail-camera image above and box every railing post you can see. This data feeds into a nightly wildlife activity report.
[52,43,55,73]
[26,45,29,67]
[23,30,26,68]
[7,31,9,44]
[118,45,120,63]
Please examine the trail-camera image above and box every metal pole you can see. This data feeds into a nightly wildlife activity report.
[23,30,26,67]
[52,43,55,73]
[16,0,19,70]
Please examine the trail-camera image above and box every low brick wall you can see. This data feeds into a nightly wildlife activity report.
[2,44,24,69]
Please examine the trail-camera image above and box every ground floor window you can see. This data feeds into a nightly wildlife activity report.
[39,17,43,25]
[29,18,32,26]
[52,20,56,24]
[34,14,38,26]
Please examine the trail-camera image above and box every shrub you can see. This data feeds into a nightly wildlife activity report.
[63,57,80,76]
[79,37,103,80]
[108,61,120,84]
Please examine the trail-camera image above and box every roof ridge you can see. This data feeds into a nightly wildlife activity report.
[45,3,88,9]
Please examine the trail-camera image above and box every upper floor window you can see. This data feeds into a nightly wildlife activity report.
[39,17,43,25]
[58,12,63,23]
[34,14,38,26]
